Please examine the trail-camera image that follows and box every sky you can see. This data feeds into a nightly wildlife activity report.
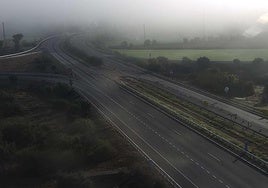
[0,0,268,39]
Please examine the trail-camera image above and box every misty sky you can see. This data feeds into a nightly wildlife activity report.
[1,0,268,39]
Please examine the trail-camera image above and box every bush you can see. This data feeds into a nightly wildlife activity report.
[57,174,94,188]
[17,149,84,177]
[196,56,211,70]
[53,83,77,99]
[0,102,22,118]
[68,119,96,135]
[1,123,34,149]
[182,57,192,64]
[89,140,116,163]
[0,91,14,103]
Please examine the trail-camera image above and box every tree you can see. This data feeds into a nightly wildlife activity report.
[12,33,24,51]
[156,56,168,64]
[233,58,241,65]
[129,43,133,49]
[252,58,264,65]
[144,39,151,47]
[152,40,157,46]
[182,57,192,64]
[147,58,161,72]
[183,38,188,44]
[120,41,128,48]
[196,56,210,70]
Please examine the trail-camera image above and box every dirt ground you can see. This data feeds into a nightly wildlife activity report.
[0,53,42,72]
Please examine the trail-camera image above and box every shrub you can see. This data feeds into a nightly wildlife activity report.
[89,140,116,163]
[0,102,22,118]
[57,174,94,188]
[1,123,34,148]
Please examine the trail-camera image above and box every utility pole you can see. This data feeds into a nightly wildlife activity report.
[143,24,146,42]
[2,22,6,48]
[202,9,206,41]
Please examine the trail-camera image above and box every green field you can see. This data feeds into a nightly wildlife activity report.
[116,49,268,61]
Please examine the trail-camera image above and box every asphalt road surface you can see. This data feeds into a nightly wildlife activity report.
[69,35,268,136]
[37,37,268,188]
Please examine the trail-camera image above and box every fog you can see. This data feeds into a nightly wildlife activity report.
[0,0,268,40]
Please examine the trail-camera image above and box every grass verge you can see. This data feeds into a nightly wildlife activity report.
[0,81,169,188]
[120,77,268,170]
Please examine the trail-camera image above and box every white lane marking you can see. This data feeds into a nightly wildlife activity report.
[79,91,184,188]
[59,53,226,188]
[59,52,234,188]
[174,130,182,136]
[219,179,223,184]
[208,153,221,163]
[147,113,154,118]
[212,175,217,179]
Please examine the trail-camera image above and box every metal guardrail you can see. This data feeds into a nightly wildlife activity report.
[107,51,268,120]
[119,82,268,175]
[0,35,58,59]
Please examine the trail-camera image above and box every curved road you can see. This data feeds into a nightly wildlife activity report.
[70,35,268,136]
[25,37,267,188]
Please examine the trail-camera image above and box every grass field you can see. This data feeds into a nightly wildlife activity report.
[116,49,268,61]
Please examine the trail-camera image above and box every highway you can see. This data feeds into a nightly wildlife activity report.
[69,35,268,136]
[33,37,268,188]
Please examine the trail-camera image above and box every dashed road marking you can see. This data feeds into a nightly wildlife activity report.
[174,130,182,135]
[208,153,221,163]
[147,113,154,118]
[117,100,229,187]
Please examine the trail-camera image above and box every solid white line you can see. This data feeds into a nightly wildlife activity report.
[0,35,58,58]
[80,89,199,188]
[78,91,183,188]
[54,46,223,188]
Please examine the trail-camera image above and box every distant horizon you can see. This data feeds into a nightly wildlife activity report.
[0,0,268,41]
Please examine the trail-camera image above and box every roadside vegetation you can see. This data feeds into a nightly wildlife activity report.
[0,82,168,188]
[0,52,68,75]
[120,77,268,165]
[114,49,268,62]
[116,52,268,103]
[0,33,37,56]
